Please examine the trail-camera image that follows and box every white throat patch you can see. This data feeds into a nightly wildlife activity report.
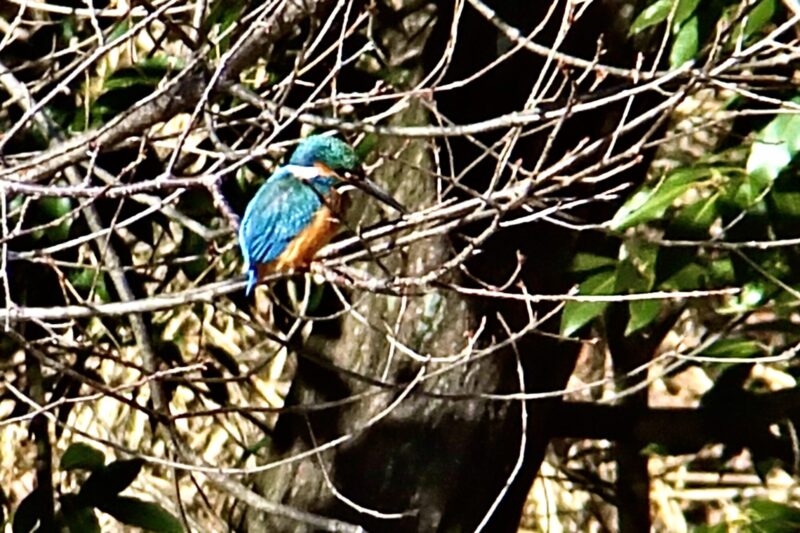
[284,164,325,180]
[335,184,357,193]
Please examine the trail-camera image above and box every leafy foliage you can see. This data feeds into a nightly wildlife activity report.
[566,0,800,344]
[1,0,799,530]
[13,444,181,533]
[557,1,800,526]
[631,0,780,67]
[97,496,183,533]
[60,443,106,472]
[743,499,800,532]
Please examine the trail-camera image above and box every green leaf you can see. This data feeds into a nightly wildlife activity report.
[662,262,706,290]
[560,269,617,337]
[746,98,800,183]
[102,74,159,91]
[630,0,672,34]
[571,253,618,272]
[732,172,770,209]
[203,0,246,39]
[61,495,100,533]
[38,196,72,218]
[103,57,172,92]
[743,0,776,38]
[743,281,766,305]
[615,240,661,335]
[79,459,144,504]
[34,196,74,241]
[64,506,100,533]
[718,279,772,314]
[700,339,763,359]
[674,193,719,233]
[640,442,671,456]
[203,0,248,56]
[610,167,712,230]
[177,189,217,219]
[178,229,209,280]
[60,16,77,41]
[616,240,658,293]
[97,496,183,533]
[244,435,273,456]
[68,268,111,303]
[12,489,42,533]
[107,20,130,42]
[304,281,327,314]
[745,499,800,533]
[727,281,769,311]
[61,443,106,472]
[626,299,662,335]
[709,257,735,285]
[673,0,700,29]
[749,499,800,521]
[771,189,800,217]
[355,133,379,161]
[616,258,645,293]
[670,15,699,68]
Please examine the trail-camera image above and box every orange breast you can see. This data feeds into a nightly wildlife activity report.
[258,199,341,277]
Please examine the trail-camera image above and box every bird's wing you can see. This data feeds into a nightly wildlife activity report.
[239,172,323,268]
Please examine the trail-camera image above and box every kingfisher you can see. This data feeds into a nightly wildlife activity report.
[238,135,404,295]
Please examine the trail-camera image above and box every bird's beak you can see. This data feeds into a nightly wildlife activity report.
[344,170,407,214]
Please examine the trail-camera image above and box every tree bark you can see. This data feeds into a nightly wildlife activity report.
[247,1,651,530]
[249,3,523,531]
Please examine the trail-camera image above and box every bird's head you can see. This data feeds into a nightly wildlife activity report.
[289,135,359,173]
[288,135,405,214]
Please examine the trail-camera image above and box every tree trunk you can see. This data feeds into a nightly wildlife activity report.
[247,1,647,530]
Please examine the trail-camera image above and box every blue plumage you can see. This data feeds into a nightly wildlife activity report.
[239,168,335,294]
[288,136,358,168]
[238,135,402,296]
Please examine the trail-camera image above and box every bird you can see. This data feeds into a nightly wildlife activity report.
[238,135,404,295]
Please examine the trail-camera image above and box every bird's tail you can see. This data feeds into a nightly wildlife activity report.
[245,268,258,296]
